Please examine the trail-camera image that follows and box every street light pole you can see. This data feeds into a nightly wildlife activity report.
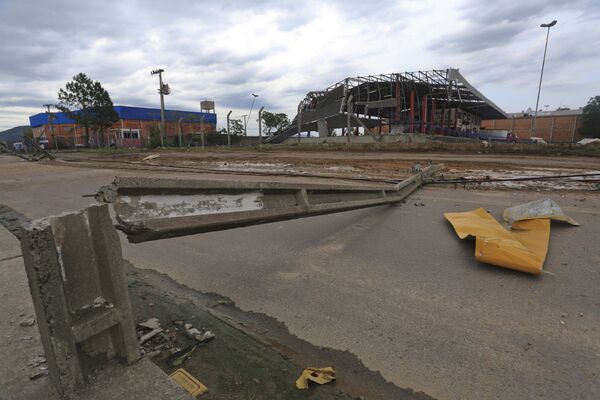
[258,106,264,146]
[531,20,557,139]
[245,93,259,136]
[227,110,232,148]
[43,104,57,150]
[151,68,167,147]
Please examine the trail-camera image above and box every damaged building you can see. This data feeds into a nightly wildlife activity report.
[267,68,508,143]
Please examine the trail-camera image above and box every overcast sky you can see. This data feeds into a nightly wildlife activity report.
[1,0,599,132]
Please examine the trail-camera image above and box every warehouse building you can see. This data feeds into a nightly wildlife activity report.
[29,105,217,148]
[481,109,583,143]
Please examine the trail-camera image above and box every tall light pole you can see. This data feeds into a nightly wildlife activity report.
[226,110,232,148]
[258,106,264,146]
[151,68,168,147]
[531,19,557,139]
[43,104,57,150]
[245,93,259,136]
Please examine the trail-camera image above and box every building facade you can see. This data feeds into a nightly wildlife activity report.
[481,109,583,143]
[29,105,217,148]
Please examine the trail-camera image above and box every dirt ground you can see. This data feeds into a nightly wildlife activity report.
[58,149,600,191]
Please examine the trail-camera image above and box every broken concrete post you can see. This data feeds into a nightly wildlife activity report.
[96,164,442,243]
[317,119,328,137]
[19,204,141,398]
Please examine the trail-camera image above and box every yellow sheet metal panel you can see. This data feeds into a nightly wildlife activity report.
[444,208,550,275]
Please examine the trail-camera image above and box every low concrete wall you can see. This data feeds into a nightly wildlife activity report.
[282,135,410,145]
[280,133,478,145]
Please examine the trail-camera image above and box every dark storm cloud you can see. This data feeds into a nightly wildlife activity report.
[1,0,599,130]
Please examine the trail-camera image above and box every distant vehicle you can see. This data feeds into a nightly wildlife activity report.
[13,141,25,152]
[38,137,49,149]
[530,137,548,145]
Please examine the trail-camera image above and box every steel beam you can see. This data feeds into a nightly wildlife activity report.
[96,165,442,243]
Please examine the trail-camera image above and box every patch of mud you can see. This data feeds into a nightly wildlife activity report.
[128,263,434,400]
[446,168,600,191]
[0,204,30,239]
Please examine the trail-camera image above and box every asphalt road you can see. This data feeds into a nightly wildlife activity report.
[1,155,599,400]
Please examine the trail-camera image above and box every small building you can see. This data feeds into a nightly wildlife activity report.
[29,105,217,148]
[481,109,583,143]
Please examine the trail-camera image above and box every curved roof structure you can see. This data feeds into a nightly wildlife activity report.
[267,68,507,143]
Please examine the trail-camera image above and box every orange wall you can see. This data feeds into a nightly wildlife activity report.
[33,119,217,148]
[481,115,582,142]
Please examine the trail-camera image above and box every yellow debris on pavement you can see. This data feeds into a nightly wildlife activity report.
[445,207,551,274]
[295,367,336,390]
[169,368,208,397]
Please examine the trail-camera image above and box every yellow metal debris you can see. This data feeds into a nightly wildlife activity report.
[295,367,336,389]
[444,207,551,274]
[169,368,208,397]
[142,154,160,161]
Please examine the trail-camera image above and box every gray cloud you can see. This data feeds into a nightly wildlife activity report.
[1,0,599,131]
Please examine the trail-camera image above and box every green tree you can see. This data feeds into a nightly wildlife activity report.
[230,119,245,135]
[580,96,600,138]
[56,73,119,147]
[260,111,290,135]
[23,127,33,139]
[148,123,162,148]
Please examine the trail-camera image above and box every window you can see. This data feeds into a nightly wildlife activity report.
[119,129,140,139]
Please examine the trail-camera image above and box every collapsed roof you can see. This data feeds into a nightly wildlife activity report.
[267,68,507,143]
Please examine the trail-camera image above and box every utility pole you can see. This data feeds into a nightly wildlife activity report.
[227,110,232,147]
[43,104,57,150]
[297,105,302,144]
[531,20,557,139]
[178,117,183,147]
[245,93,259,136]
[151,68,168,147]
[346,95,353,146]
[258,106,264,146]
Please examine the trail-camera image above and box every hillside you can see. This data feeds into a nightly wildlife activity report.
[0,126,28,144]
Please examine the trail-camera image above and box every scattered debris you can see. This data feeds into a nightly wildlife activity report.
[19,316,35,327]
[167,344,199,367]
[139,327,163,345]
[503,198,579,226]
[142,154,160,161]
[29,370,49,381]
[138,317,161,330]
[184,323,215,343]
[295,367,336,390]
[577,138,600,146]
[94,296,114,308]
[78,296,114,312]
[28,355,47,368]
[169,368,208,397]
